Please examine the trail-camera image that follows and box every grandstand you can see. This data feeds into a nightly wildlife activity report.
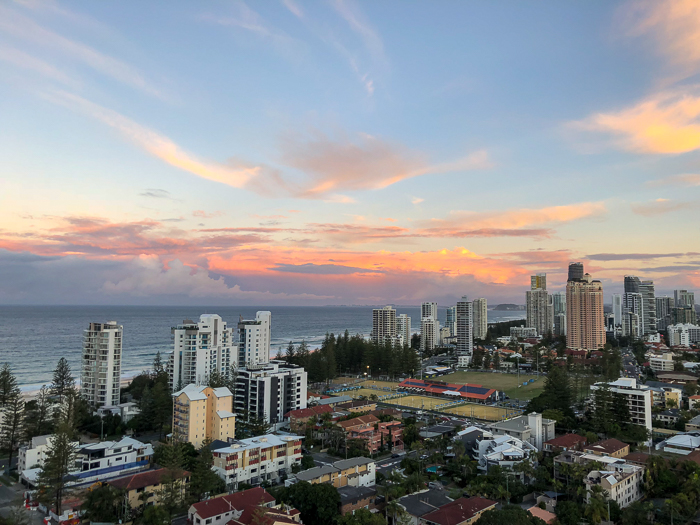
[397,378,499,403]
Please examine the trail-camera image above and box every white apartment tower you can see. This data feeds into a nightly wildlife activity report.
[396,314,411,347]
[420,302,440,351]
[81,322,122,408]
[639,280,657,335]
[372,306,398,345]
[472,298,488,340]
[622,293,643,338]
[675,289,696,309]
[456,296,473,357]
[238,311,272,367]
[168,314,237,390]
[527,273,552,336]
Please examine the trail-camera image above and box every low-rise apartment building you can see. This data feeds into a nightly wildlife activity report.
[108,468,190,512]
[656,432,700,455]
[211,434,303,489]
[172,384,236,448]
[188,487,275,525]
[590,378,653,433]
[585,464,644,509]
[289,457,375,488]
[649,353,676,372]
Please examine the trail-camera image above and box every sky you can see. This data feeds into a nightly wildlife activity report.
[1,0,700,306]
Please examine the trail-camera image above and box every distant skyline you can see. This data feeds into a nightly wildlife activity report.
[1,0,699,305]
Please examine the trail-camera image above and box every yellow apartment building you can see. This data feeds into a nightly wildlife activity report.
[173,385,236,448]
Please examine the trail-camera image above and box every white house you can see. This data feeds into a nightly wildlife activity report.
[21,436,153,488]
[473,431,537,476]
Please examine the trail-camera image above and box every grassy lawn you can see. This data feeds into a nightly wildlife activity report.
[440,371,545,401]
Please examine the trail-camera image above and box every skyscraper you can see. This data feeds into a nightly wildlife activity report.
[624,275,641,294]
[656,296,674,331]
[372,306,397,345]
[622,293,643,337]
[81,321,122,408]
[445,306,457,336]
[456,296,473,357]
[420,302,440,351]
[639,280,657,335]
[168,314,237,390]
[238,311,272,367]
[472,298,488,340]
[552,292,567,336]
[674,289,695,308]
[527,273,552,336]
[612,293,623,327]
[568,262,584,282]
[396,314,411,347]
[566,271,605,350]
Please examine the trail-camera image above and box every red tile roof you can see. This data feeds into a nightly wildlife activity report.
[232,506,300,525]
[527,506,556,524]
[338,414,380,429]
[191,488,275,520]
[422,497,496,525]
[584,438,629,455]
[544,434,587,449]
[286,405,333,419]
[108,468,189,491]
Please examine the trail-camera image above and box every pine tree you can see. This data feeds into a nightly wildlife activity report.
[286,341,296,364]
[25,385,53,440]
[152,352,165,377]
[1,369,24,473]
[0,363,16,406]
[188,440,224,502]
[50,358,75,405]
[36,423,77,515]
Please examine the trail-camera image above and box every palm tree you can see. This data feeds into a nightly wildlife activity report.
[585,493,608,525]
[495,485,509,505]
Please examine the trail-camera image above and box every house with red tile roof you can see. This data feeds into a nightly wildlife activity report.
[286,404,334,433]
[338,414,383,453]
[542,434,587,453]
[229,504,302,525]
[108,468,190,512]
[421,497,497,525]
[583,438,630,459]
[188,487,275,525]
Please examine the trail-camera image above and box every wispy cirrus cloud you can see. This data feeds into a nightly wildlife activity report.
[420,202,606,238]
[586,252,699,261]
[631,198,696,216]
[623,0,700,74]
[0,5,162,98]
[45,90,261,189]
[648,173,700,187]
[0,45,80,88]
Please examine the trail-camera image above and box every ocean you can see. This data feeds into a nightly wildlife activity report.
[0,305,525,390]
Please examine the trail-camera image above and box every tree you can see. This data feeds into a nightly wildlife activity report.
[0,364,17,406]
[278,481,340,525]
[50,358,75,405]
[188,440,225,503]
[140,505,170,525]
[82,484,124,523]
[555,500,581,525]
[300,454,315,470]
[36,424,77,515]
[24,385,53,440]
[338,508,385,525]
[0,365,23,472]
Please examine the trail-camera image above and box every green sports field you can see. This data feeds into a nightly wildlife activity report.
[440,371,545,401]
[381,394,517,421]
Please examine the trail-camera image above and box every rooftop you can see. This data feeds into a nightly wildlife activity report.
[399,488,453,518]
[584,438,629,456]
[108,468,189,491]
[191,487,274,520]
[421,497,497,525]
[544,434,587,448]
[337,485,376,504]
[173,384,233,401]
